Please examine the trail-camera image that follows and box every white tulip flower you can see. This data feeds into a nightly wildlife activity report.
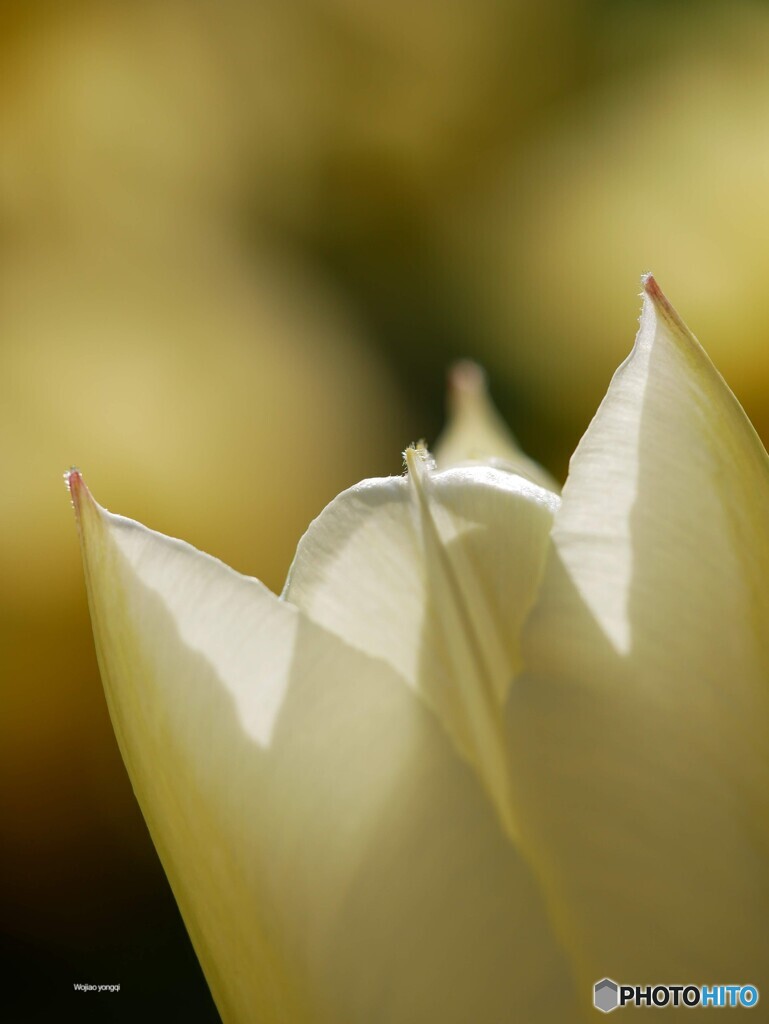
[69,276,769,1022]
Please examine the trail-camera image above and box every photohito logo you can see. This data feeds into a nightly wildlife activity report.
[593,980,759,1012]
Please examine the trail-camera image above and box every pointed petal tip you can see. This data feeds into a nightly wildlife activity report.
[641,272,690,340]
[641,271,671,317]
[641,271,662,301]
[447,360,488,408]
[403,441,434,476]
[65,467,98,526]
[65,466,85,511]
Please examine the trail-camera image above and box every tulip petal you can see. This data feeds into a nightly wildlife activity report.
[434,360,559,491]
[284,454,559,838]
[70,472,578,1022]
[507,278,769,988]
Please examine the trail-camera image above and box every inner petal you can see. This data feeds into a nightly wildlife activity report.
[283,449,559,837]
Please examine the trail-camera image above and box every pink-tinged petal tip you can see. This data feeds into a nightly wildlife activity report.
[447,360,486,404]
[65,467,89,518]
[641,273,689,338]
[641,271,663,302]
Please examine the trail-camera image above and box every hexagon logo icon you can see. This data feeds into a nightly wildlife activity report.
[594,978,619,1013]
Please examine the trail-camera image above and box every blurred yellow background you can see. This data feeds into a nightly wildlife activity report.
[3,1,769,1018]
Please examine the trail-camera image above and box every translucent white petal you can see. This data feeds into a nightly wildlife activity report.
[70,472,577,1023]
[284,454,559,838]
[507,278,769,988]
[433,360,559,492]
